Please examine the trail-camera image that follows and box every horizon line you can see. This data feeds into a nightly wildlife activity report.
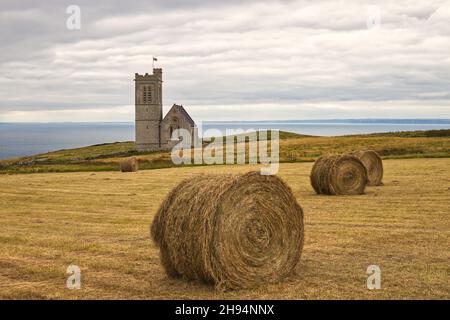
[1,118,450,124]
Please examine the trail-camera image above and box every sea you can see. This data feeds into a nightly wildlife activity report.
[0,120,449,160]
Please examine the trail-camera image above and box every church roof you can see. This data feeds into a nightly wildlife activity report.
[163,104,195,127]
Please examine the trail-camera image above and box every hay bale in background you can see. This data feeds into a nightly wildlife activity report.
[352,150,383,186]
[120,157,139,172]
[310,154,367,195]
[151,171,304,290]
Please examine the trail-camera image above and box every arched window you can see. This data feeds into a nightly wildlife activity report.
[177,126,182,141]
[142,86,152,103]
[146,86,152,103]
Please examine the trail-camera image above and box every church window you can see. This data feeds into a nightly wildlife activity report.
[141,86,153,103]
[145,86,152,103]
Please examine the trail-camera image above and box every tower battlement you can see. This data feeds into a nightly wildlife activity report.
[134,68,162,81]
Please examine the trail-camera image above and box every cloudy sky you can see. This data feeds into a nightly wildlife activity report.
[1,0,449,122]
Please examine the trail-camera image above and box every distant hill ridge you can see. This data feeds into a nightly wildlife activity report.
[207,119,450,124]
[0,129,449,174]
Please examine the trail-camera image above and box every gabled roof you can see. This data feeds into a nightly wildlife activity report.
[163,104,195,127]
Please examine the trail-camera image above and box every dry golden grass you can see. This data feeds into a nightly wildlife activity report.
[0,158,449,299]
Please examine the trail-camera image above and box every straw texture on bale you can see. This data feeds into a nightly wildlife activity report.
[151,171,304,290]
[120,157,139,172]
[352,150,383,186]
[310,154,367,195]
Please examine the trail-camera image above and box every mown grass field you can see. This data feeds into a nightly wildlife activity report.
[0,158,449,299]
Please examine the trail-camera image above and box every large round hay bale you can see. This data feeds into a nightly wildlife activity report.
[310,154,367,195]
[151,171,304,290]
[352,150,383,186]
[120,157,138,172]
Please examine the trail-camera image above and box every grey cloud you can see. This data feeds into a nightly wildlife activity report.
[0,0,449,121]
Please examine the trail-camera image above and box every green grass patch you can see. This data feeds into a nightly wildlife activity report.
[1,130,449,174]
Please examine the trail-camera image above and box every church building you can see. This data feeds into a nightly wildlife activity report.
[134,68,196,151]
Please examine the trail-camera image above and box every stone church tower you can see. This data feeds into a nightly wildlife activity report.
[134,68,196,151]
[134,69,163,151]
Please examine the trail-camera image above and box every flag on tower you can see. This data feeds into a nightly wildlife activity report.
[153,57,158,61]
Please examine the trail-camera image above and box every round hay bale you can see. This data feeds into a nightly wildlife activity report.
[310,154,367,195]
[150,171,304,290]
[352,150,383,186]
[120,157,138,172]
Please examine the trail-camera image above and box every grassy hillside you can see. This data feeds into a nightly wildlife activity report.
[0,159,448,299]
[0,129,449,174]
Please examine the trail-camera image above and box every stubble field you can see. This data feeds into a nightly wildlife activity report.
[0,158,449,299]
